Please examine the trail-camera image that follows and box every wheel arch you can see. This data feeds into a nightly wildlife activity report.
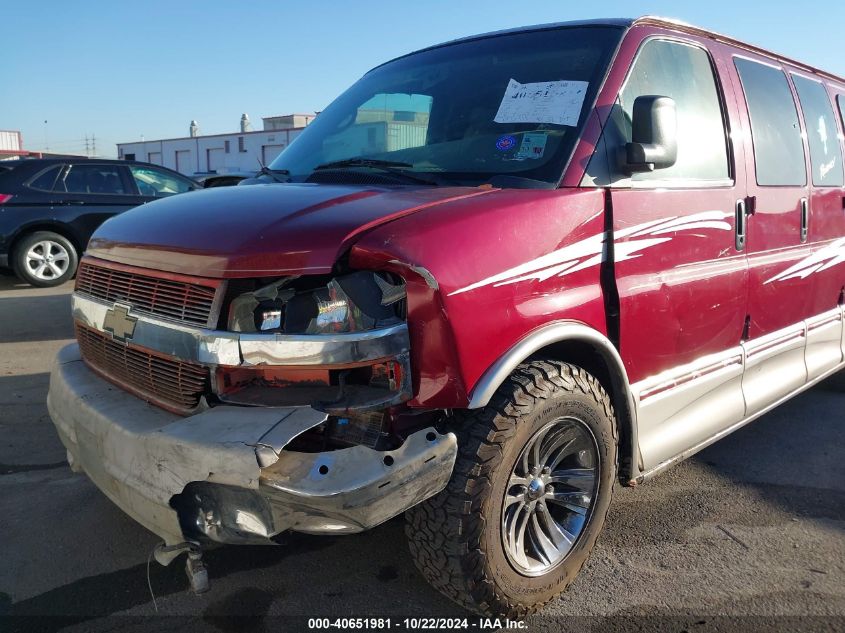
[466,321,641,483]
[9,222,83,263]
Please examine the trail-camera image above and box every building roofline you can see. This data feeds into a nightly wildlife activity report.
[1,156,133,163]
[116,125,309,147]
[261,113,316,120]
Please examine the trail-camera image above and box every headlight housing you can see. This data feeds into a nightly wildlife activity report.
[227,271,406,334]
[220,271,410,414]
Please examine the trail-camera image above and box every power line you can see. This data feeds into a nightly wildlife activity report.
[32,133,106,156]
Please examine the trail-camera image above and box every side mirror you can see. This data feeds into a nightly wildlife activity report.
[624,95,678,173]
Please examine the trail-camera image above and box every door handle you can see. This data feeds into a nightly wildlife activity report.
[800,198,809,243]
[735,199,747,251]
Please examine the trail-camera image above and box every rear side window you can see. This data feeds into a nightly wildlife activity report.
[791,75,844,187]
[58,165,128,194]
[734,58,806,186]
[27,165,63,191]
[618,39,730,183]
[129,166,193,197]
[838,95,845,145]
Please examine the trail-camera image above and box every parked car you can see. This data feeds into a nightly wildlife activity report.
[48,17,845,618]
[193,171,256,188]
[0,158,199,286]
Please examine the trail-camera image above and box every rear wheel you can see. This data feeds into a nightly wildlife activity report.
[405,360,617,618]
[13,231,78,287]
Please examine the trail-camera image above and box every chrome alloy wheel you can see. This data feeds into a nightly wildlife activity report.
[25,240,70,280]
[501,417,599,576]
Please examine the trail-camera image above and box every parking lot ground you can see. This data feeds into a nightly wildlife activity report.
[0,271,843,632]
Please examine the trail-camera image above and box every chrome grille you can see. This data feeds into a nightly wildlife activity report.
[75,261,218,327]
[76,324,209,412]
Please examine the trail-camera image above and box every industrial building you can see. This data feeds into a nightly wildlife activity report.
[0,130,52,160]
[116,113,317,177]
[0,130,28,160]
[0,130,87,161]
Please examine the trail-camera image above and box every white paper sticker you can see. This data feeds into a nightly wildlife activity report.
[494,79,589,127]
[516,132,548,160]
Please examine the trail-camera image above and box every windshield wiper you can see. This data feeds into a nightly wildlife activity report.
[257,165,290,183]
[313,157,453,186]
[315,158,414,171]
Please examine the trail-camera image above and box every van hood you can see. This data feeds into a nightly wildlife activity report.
[86,183,492,278]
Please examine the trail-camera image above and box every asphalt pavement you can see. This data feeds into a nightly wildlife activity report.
[0,271,843,632]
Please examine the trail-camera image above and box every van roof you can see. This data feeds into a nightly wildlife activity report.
[379,16,845,86]
[634,15,845,85]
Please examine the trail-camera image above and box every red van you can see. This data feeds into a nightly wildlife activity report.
[48,16,845,617]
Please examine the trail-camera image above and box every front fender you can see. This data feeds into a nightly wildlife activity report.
[349,187,610,409]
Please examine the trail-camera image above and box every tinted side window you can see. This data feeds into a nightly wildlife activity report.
[734,58,806,186]
[791,75,844,187]
[59,165,128,194]
[618,40,730,182]
[27,165,63,191]
[129,166,193,197]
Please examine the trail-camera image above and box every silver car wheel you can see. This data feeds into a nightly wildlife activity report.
[25,240,71,280]
[501,416,599,576]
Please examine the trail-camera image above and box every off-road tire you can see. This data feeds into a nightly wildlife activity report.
[12,231,78,288]
[405,359,617,618]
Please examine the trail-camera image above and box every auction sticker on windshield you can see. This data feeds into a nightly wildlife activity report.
[515,132,548,159]
[494,78,588,126]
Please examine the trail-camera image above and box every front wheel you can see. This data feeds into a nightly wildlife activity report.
[12,231,78,287]
[406,360,617,618]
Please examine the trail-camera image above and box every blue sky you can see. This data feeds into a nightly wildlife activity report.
[2,1,843,157]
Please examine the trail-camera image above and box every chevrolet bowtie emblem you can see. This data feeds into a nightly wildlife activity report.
[103,303,138,342]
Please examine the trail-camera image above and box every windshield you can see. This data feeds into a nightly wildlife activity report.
[270,26,623,186]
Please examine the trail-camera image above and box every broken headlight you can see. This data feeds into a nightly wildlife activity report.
[227,271,406,334]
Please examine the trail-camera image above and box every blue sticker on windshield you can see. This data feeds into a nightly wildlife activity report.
[495,135,517,151]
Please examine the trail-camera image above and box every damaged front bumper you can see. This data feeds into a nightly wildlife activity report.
[48,343,457,547]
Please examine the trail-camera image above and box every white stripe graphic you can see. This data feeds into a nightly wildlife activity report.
[764,237,845,284]
[448,210,732,296]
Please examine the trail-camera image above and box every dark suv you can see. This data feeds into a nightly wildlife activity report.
[0,158,198,286]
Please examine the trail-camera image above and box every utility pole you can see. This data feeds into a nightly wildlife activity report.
[92,134,96,157]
